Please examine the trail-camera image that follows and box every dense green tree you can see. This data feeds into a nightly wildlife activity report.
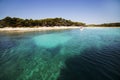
[2,16,12,27]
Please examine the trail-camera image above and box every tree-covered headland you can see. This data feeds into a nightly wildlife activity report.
[87,23,120,27]
[0,17,85,28]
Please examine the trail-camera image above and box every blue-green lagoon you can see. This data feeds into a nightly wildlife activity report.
[0,27,120,80]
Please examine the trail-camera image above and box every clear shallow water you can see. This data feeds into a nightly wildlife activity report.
[0,28,120,80]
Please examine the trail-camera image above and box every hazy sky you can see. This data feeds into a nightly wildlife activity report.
[0,0,120,24]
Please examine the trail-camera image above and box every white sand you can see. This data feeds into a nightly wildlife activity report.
[0,26,79,32]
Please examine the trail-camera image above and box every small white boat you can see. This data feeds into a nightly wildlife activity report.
[80,26,83,31]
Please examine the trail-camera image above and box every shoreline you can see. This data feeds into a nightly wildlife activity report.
[0,27,79,32]
[0,26,120,32]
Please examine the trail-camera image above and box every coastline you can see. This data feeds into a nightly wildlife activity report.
[0,26,79,32]
[0,26,119,32]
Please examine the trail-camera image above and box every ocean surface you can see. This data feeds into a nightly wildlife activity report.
[0,27,120,80]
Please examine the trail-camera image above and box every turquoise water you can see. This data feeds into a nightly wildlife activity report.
[0,28,120,80]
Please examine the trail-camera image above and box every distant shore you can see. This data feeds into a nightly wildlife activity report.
[0,26,80,32]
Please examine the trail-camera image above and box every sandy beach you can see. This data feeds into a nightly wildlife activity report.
[0,26,79,32]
